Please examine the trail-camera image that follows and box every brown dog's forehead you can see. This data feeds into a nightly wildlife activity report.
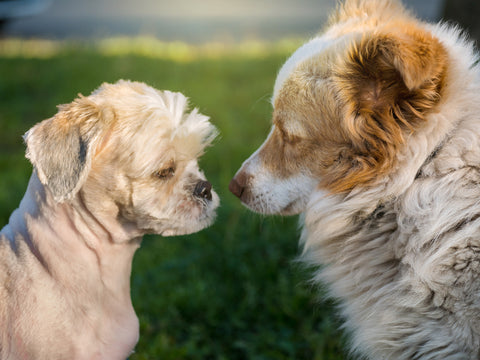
[258,107,335,181]
[273,57,343,136]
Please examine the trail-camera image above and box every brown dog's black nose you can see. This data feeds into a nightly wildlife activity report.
[194,180,212,201]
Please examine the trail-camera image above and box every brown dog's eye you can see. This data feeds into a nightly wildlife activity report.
[154,167,175,180]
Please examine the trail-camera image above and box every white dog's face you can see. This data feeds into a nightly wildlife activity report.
[25,80,219,238]
[120,158,218,237]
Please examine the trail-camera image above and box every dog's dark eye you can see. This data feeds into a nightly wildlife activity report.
[154,167,175,180]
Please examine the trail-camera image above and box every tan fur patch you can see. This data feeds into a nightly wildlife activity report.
[328,0,408,33]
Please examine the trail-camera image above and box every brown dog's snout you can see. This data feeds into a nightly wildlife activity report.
[229,172,250,199]
[229,178,244,199]
[194,180,212,201]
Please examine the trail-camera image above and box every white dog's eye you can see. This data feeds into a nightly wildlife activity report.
[154,167,175,180]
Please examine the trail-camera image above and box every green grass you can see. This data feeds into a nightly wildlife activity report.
[0,40,347,359]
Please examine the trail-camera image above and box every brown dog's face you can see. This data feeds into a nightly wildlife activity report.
[25,81,219,238]
[230,2,447,215]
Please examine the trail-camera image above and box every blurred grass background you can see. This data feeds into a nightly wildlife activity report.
[0,40,346,359]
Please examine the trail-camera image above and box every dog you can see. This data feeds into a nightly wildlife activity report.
[0,80,219,359]
[230,0,480,358]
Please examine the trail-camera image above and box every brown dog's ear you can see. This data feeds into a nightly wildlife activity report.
[24,95,113,202]
[327,28,447,193]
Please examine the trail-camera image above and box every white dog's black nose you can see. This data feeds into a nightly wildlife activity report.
[194,180,212,201]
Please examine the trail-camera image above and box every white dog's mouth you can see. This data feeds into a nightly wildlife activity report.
[162,198,219,237]
[123,176,219,238]
[160,182,220,237]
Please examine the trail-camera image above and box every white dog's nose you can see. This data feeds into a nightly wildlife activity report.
[194,180,212,201]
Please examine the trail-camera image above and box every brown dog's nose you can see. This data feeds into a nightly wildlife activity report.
[194,180,212,201]
[229,171,251,199]
[229,178,244,199]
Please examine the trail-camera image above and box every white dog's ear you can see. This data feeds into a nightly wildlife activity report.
[24,95,113,202]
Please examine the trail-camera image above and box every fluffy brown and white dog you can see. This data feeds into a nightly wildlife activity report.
[0,80,218,359]
[230,0,480,358]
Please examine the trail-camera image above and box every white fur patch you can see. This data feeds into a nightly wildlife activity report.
[153,90,217,152]
[272,35,334,103]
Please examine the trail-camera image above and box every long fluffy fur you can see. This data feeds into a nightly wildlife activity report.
[302,11,480,360]
[231,0,480,358]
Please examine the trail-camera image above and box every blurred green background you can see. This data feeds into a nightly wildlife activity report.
[0,41,346,359]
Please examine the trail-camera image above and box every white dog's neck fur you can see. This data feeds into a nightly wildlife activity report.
[0,172,140,360]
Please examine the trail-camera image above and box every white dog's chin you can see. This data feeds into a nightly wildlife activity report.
[161,191,219,237]
[161,217,214,237]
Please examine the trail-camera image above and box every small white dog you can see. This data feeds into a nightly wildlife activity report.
[230,0,480,359]
[0,80,219,359]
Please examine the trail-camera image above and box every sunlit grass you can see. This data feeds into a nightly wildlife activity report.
[0,38,62,58]
[0,36,303,62]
